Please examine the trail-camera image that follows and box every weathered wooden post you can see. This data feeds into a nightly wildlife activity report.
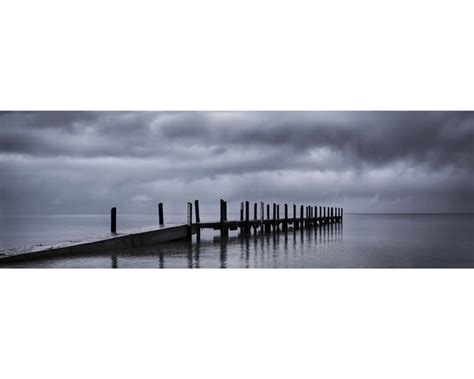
[284,204,288,231]
[314,206,318,227]
[111,207,117,234]
[245,201,250,234]
[194,200,200,239]
[300,205,304,228]
[187,202,193,240]
[240,202,244,234]
[220,199,228,238]
[342,208,344,222]
[260,202,265,232]
[331,207,334,223]
[194,200,200,223]
[266,203,270,233]
[253,202,258,233]
[319,206,322,225]
[277,204,280,231]
[272,203,277,232]
[293,204,298,230]
[158,203,164,226]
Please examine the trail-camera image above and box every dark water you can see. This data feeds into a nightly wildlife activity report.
[1,214,473,268]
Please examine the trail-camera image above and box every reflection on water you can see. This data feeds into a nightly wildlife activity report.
[108,223,344,269]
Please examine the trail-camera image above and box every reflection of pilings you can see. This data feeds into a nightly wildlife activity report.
[220,237,228,269]
[111,254,117,269]
[244,234,250,268]
[159,251,164,268]
[194,241,200,269]
[253,232,258,267]
[187,248,193,268]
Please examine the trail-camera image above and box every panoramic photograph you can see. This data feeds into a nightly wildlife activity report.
[0,111,473,268]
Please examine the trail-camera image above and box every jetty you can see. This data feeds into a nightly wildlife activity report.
[0,200,343,265]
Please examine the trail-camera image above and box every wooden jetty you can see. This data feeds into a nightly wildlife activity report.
[0,200,343,265]
[193,200,343,239]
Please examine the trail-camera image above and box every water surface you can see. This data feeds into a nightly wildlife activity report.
[1,214,473,268]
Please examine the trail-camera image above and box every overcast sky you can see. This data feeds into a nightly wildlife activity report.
[0,111,473,215]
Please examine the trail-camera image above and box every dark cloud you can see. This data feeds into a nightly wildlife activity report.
[0,111,473,214]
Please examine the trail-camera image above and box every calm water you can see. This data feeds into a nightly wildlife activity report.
[1,214,473,268]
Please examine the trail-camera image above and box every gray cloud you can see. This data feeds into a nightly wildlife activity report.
[0,111,473,215]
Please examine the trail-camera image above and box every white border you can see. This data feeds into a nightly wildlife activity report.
[1,1,474,379]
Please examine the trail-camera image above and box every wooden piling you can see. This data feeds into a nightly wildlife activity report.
[266,204,270,233]
[260,202,265,232]
[272,203,277,232]
[111,207,117,234]
[245,201,250,233]
[194,200,200,223]
[277,204,280,231]
[284,204,288,231]
[300,205,304,228]
[254,202,258,232]
[158,203,164,226]
[240,202,244,234]
[187,202,193,240]
[220,199,228,238]
[293,204,297,230]
[194,200,200,239]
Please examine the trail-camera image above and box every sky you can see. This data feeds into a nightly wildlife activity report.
[0,111,473,215]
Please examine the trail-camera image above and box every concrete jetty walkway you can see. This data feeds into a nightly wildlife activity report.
[0,224,190,265]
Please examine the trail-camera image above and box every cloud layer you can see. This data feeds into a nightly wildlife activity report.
[1,111,473,215]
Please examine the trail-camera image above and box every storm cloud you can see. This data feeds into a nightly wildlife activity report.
[0,111,473,215]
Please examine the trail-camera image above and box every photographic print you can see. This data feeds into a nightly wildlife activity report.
[0,111,473,268]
